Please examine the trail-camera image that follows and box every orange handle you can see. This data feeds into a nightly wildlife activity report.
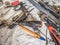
[48,26,60,42]
[19,25,40,38]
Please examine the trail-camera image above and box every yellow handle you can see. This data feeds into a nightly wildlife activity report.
[19,25,40,38]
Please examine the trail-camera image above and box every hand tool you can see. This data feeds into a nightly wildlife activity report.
[19,24,46,41]
[38,1,60,19]
[20,21,42,30]
[8,12,24,29]
[12,7,34,22]
[44,17,60,45]
[1,5,34,29]
[48,26,60,45]
[44,17,60,32]
[28,0,60,28]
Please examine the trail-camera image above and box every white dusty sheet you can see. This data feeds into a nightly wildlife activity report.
[0,0,52,45]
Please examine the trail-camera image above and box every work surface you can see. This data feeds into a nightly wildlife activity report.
[0,0,52,45]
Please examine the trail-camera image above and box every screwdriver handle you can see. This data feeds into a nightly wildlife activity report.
[19,25,40,38]
[19,25,46,41]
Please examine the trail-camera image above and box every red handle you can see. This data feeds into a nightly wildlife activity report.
[11,0,20,6]
[48,26,60,43]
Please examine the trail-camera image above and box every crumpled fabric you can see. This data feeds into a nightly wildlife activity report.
[0,0,52,45]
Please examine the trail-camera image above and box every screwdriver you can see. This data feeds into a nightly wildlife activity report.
[19,25,46,41]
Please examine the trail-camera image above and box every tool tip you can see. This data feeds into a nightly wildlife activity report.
[40,36,46,41]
